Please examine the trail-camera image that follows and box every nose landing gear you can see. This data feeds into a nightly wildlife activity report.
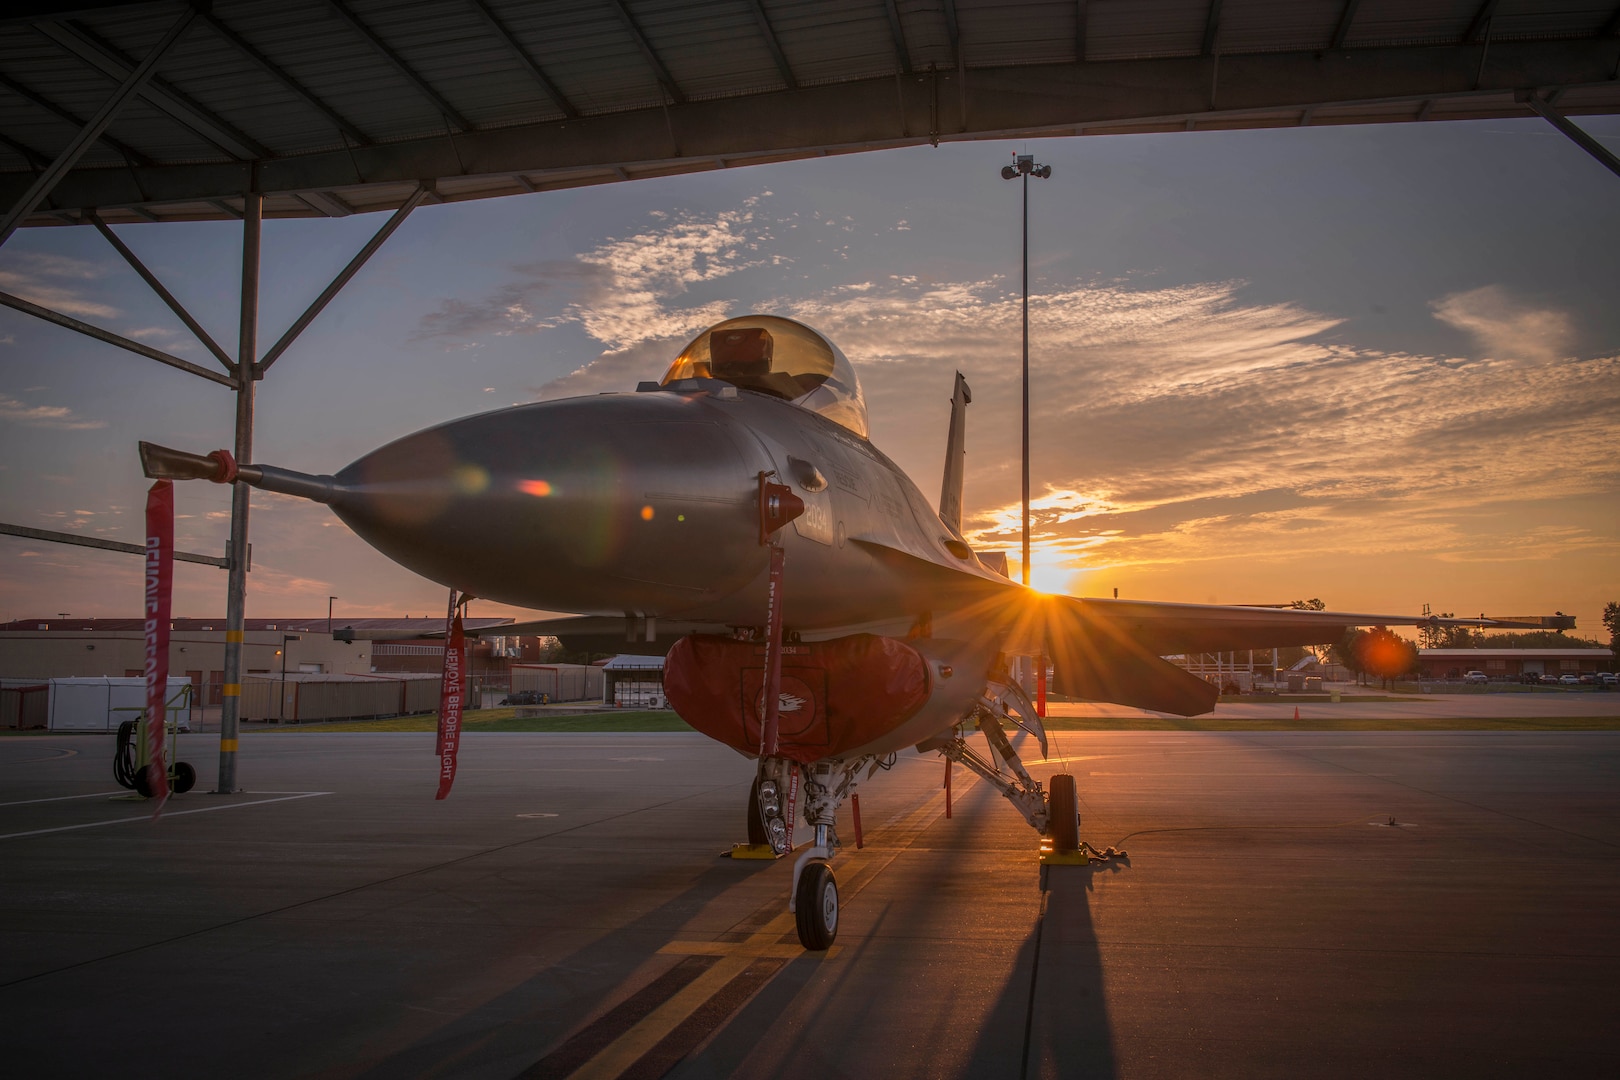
[794,860,838,950]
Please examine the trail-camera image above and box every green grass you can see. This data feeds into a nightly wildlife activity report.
[11,706,1618,738]
[267,707,1620,735]
[264,707,693,733]
[1040,715,1620,732]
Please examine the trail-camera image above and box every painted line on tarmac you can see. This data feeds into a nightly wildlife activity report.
[0,790,124,808]
[0,791,331,840]
[525,769,989,1079]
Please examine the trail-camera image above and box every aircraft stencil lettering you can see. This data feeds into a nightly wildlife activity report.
[140,314,1573,950]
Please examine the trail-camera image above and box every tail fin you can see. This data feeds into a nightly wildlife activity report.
[938,371,971,535]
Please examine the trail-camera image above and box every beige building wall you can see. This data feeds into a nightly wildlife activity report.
[0,631,374,690]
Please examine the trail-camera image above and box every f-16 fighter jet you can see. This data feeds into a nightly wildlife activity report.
[140,315,1570,949]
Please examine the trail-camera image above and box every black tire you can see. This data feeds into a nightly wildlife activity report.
[795,861,838,951]
[1048,773,1080,852]
[132,765,152,799]
[747,782,768,846]
[172,761,197,794]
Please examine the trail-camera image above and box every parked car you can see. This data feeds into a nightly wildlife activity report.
[1600,673,1619,687]
[1559,674,1581,686]
[500,690,540,705]
[1463,671,1488,684]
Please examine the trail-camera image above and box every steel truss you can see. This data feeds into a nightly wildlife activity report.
[0,39,429,787]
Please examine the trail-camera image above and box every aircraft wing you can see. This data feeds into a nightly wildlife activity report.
[850,537,1573,717]
[1045,598,1572,656]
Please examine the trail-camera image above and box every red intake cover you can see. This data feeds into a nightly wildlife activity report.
[665,634,931,762]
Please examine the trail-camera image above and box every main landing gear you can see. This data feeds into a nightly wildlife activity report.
[933,679,1056,836]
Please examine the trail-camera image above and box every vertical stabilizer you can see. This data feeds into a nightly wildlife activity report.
[939,371,971,535]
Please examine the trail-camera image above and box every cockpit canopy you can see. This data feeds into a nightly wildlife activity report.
[661,315,869,438]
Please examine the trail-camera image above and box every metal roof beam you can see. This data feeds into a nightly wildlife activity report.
[9,39,1618,219]
[325,0,472,131]
[3,6,195,247]
[1520,90,1620,180]
[0,288,237,387]
[883,0,913,74]
[257,183,430,374]
[33,18,268,159]
[197,8,374,147]
[90,210,235,372]
[0,70,153,166]
[1203,0,1223,56]
[0,130,52,169]
[1330,0,1361,50]
[746,0,797,90]
[295,189,354,217]
[1464,0,1501,44]
[465,0,580,119]
[604,0,685,105]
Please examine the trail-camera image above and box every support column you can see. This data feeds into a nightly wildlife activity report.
[218,189,261,793]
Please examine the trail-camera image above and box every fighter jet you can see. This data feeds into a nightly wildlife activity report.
[140,314,1571,950]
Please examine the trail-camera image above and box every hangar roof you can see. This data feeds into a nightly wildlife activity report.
[3,0,1618,225]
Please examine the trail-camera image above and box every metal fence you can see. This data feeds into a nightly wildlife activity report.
[243,673,441,723]
[509,664,604,703]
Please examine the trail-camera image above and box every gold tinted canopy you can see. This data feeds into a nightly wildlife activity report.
[662,316,869,437]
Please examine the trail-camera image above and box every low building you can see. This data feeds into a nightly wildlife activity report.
[0,617,380,707]
[1418,648,1614,680]
[603,654,667,708]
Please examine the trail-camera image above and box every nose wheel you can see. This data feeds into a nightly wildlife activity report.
[794,860,838,950]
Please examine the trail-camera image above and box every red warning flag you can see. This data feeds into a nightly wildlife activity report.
[759,544,786,756]
[143,480,174,815]
[435,612,466,800]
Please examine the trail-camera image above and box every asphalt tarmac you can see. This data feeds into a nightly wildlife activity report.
[3,726,1617,1078]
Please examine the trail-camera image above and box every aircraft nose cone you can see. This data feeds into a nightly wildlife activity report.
[331,395,764,612]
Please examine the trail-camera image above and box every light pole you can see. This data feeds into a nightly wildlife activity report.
[327,595,337,636]
[1000,153,1052,587]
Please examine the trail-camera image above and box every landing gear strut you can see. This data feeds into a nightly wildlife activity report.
[750,755,875,950]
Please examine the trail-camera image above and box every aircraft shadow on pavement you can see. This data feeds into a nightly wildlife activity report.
[344,857,778,1079]
[968,861,1122,1080]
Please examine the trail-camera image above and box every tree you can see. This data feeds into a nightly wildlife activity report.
[1331,629,1367,682]
[1356,627,1420,688]
[1334,627,1419,687]
[1290,599,1328,659]
[1605,601,1620,667]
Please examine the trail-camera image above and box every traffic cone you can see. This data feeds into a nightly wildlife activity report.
[1293,706,1300,722]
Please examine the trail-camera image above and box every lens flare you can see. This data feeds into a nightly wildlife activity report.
[640,505,655,521]
[454,464,490,494]
[518,479,552,497]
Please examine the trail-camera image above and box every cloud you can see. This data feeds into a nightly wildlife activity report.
[410,199,1619,597]
[0,252,118,319]
[414,196,772,353]
[0,394,107,430]
[1431,285,1575,363]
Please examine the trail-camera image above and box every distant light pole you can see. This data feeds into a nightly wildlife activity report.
[327,595,337,636]
[1000,153,1052,586]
